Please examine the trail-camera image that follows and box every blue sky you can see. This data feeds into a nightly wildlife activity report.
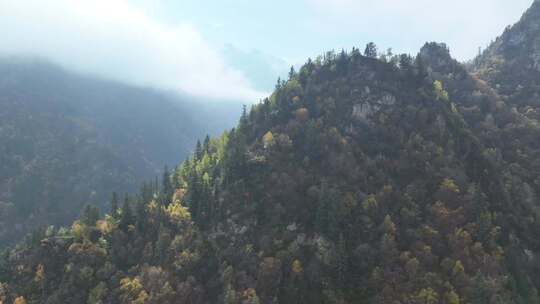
[140,0,533,61]
[0,0,534,102]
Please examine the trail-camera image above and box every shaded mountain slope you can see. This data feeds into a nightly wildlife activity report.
[0,59,242,245]
[473,0,540,110]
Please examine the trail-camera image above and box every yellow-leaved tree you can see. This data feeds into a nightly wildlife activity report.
[262,131,274,149]
[13,296,27,304]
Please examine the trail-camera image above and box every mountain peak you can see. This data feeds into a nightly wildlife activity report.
[419,42,454,70]
[471,0,540,106]
[505,0,540,44]
[417,42,473,82]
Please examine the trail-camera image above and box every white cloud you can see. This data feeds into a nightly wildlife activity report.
[307,0,533,60]
[0,0,267,102]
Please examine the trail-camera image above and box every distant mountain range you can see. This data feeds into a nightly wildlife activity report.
[0,58,243,245]
[222,44,290,91]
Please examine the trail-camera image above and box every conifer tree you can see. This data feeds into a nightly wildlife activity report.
[364,42,378,58]
[140,182,152,205]
[223,126,248,184]
[119,194,134,231]
[337,49,348,73]
[154,176,159,196]
[172,166,181,189]
[110,192,119,218]
[414,55,429,82]
[162,166,173,206]
[239,105,248,131]
[203,134,211,154]
[275,77,282,90]
[81,204,99,226]
[135,198,147,232]
[288,66,296,79]
[195,140,203,160]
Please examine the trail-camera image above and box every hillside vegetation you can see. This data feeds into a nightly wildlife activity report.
[0,59,241,245]
[2,2,540,303]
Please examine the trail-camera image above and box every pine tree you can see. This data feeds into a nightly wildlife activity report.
[185,167,201,223]
[239,105,248,131]
[172,166,181,189]
[140,182,152,205]
[414,55,429,82]
[337,49,348,73]
[195,140,203,160]
[364,42,378,58]
[119,194,134,231]
[154,176,159,196]
[275,77,282,90]
[351,47,361,59]
[81,204,99,226]
[288,66,296,79]
[399,54,414,77]
[223,127,248,184]
[135,199,147,232]
[203,134,211,154]
[110,192,119,218]
[161,166,173,206]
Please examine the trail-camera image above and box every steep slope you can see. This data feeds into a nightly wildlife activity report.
[469,0,540,245]
[473,0,540,111]
[2,42,540,303]
[0,58,242,245]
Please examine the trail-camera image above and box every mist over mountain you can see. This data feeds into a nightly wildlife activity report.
[0,58,243,245]
[221,45,289,92]
[1,1,540,304]
[0,0,268,102]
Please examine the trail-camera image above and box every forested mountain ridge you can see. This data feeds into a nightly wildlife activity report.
[469,0,540,227]
[472,0,540,110]
[0,58,242,245]
[2,3,540,304]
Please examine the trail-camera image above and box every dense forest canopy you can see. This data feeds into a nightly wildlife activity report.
[2,1,540,304]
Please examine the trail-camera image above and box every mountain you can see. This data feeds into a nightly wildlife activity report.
[222,44,289,92]
[472,0,540,110]
[0,58,243,245]
[470,0,540,244]
[2,3,540,304]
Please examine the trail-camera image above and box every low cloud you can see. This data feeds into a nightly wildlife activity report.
[0,0,267,102]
